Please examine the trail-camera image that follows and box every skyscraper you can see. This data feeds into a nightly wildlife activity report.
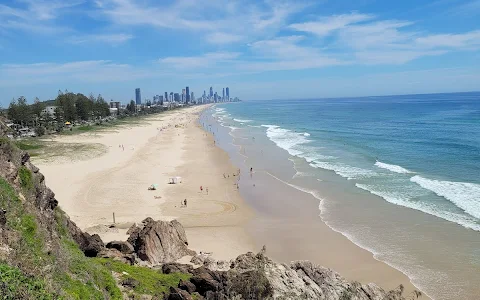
[135,88,141,105]
[191,92,194,103]
[164,92,168,102]
[181,89,186,103]
[209,87,213,98]
[222,88,225,101]
[186,86,190,103]
[226,87,230,101]
[174,93,180,102]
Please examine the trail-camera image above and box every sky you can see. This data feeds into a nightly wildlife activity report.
[0,0,479,105]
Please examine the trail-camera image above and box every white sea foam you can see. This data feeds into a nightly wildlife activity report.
[411,175,480,220]
[356,183,480,231]
[375,161,413,174]
[261,124,311,156]
[303,133,310,137]
[311,161,377,180]
[233,118,253,123]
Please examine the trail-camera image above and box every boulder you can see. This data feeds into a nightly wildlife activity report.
[162,263,194,275]
[166,287,193,300]
[106,240,134,254]
[0,209,6,226]
[190,267,222,296]
[97,248,134,264]
[127,218,195,264]
[122,277,140,289]
[178,279,196,294]
[64,215,105,257]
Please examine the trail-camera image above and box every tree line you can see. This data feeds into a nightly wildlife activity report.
[7,90,111,135]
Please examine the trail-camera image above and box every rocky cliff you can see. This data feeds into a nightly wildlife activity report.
[158,250,411,300]
[0,135,419,300]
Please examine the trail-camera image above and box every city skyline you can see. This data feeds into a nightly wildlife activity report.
[0,0,479,105]
[132,85,233,106]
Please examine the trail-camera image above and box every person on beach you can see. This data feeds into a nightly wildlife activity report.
[184,199,187,207]
[250,167,253,173]
[200,186,203,192]
[206,187,209,195]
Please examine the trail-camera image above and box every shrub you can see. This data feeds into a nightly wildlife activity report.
[18,167,33,191]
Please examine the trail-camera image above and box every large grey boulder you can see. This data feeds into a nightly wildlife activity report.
[127,218,195,265]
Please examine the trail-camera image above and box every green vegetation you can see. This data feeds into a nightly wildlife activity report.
[0,177,122,299]
[96,258,190,297]
[0,263,52,300]
[15,140,44,151]
[54,209,122,300]
[18,167,33,191]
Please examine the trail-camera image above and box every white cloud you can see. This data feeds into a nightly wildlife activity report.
[68,33,133,44]
[0,60,149,86]
[17,0,84,21]
[414,30,480,49]
[289,13,373,37]
[159,52,241,69]
[206,32,244,44]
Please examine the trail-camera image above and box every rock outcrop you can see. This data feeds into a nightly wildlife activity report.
[127,218,196,265]
[161,250,408,300]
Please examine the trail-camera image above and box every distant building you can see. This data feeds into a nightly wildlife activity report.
[109,101,120,109]
[135,88,141,105]
[42,106,57,116]
[214,92,218,102]
[209,87,213,98]
[164,92,168,102]
[174,93,180,102]
[186,86,190,103]
[191,92,194,103]
[226,87,230,101]
[222,88,225,101]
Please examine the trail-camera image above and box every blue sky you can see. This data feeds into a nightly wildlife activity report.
[1,0,479,105]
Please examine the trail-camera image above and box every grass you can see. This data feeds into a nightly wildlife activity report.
[0,177,122,299]
[95,258,191,297]
[18,166,34,191]
[0,263,53,300]
[15,140,44,151]
[54,209,123,300]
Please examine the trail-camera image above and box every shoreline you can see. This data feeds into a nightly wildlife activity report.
[35,104,427,298]
[201,106,429,298]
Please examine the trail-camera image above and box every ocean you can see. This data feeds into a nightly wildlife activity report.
[202,92,480,300]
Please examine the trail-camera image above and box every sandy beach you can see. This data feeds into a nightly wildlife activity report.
[34,104,424,297]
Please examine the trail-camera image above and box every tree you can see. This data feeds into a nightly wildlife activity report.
[31,97,44,127]
[75,93,93,121]
[56,92,76,122]
[8,97,32,126]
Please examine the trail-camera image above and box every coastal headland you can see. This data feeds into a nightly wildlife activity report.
[33,104,425,298]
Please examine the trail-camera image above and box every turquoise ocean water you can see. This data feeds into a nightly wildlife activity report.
[218,92,480,231]
[207,92,480,299]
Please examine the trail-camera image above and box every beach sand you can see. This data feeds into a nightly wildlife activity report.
[34,105,426,298]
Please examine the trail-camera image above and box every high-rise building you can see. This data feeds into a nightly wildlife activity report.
[222,88,225,101]
[170,92,173,101]
[209,87,213,98]
[164,92,168,102]
[191,92,194,103]
[135,88,141,105]
[186,86,190,103]
[226,87,230,101]
[214,92,218,102]
[174,93,180,102]
[159,95,164,105]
